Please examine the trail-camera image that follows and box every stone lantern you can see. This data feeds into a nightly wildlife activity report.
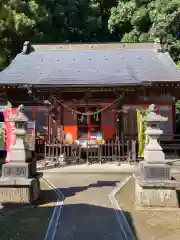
[143,104,167,163]
[135,104,180,208]
[7,111,29,162]
[0,106,40,204]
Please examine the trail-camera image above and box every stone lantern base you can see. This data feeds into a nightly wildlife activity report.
[0,176,41,204]
[134,173,180,208]
[0,150,41,204]
[134,104,180,209]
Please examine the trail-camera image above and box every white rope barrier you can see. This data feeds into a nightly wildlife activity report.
[56,94,124,116]
[26,87,124,116]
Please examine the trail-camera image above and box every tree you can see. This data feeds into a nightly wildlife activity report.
[108,0,180,61]
[1,0,180,68]
[175,100,180,133]
[0,0,105,68]
[0,0,51,67]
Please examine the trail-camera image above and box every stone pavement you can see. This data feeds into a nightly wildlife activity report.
[44,173,129,240]
[40,162,138,174]
[39,160,180,175]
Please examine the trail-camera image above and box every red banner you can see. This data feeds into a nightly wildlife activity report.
[3,108,17,162]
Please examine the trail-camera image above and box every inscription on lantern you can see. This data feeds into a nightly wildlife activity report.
[142,165,170,180]
[3,166,27,178]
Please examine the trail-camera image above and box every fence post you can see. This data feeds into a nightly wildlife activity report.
[117,141,121,165]
[127,140,131,163]
[52,141,55,161]
[86,143,89,165]
[99,144,102,164]
[44,141,47,164]
[56,140,58,162]
[132,140,136,163]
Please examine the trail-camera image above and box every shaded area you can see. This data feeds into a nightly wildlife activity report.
[0,202,137,240]
[0,190,57,240]
[176,189,180,207]
[42,180,120,199]
[0,180,58,240]
[123,210,139,240]
[172,175,180,207]
[60,180,120,198]
[55,203,135,240]
[0,150,6,167]
[0,186,137,240]
[0,205,53,240]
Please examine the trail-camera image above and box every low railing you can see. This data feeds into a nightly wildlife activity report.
[85,140,137,164]
[45,142,81,164]
[44,140,137,165]
[36,133,180,163]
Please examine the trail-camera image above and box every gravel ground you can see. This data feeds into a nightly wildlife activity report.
[116,176,180,240]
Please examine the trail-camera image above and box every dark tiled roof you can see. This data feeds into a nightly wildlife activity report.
[0,43,180,86]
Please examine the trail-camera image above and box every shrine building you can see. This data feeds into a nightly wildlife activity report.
[0,41,180,143]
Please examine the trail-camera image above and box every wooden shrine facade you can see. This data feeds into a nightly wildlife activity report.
[0,83,177,142]
[0,42,180,144]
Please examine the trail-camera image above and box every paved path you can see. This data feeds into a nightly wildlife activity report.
[39,163,137,173]
[44,173,129,240]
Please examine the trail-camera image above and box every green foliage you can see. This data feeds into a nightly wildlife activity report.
[175,101,180,133]
[0,0,105,68]
[176,61,180,67]
[0,0,180,68]
[109,0,180,62]
[175,101,180,115]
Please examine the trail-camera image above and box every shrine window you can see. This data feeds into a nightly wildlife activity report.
[77,106,102,139]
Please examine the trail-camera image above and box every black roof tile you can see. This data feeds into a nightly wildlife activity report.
[0,44,179,86]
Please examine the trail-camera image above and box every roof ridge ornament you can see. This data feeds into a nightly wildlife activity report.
[22,41,31,54]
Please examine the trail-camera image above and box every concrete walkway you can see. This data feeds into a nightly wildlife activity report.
[40,163,138,174]
[44,173,129,240]
[39,161,180,175]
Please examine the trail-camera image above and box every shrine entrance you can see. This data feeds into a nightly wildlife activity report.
[34,93,138,166]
